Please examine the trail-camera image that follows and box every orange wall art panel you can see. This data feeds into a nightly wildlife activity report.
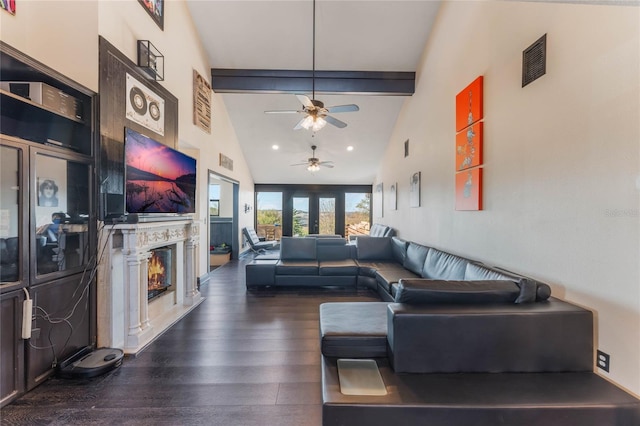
[455,168,483,211]
[455,122,483,171]
[455,76,483,132]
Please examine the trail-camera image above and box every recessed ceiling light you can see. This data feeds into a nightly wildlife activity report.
[272,145,279,150]
[347,146,354,151]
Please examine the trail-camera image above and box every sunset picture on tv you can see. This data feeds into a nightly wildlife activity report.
[125,128,197,214]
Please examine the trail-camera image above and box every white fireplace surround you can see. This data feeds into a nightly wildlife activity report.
[97,219,202,354]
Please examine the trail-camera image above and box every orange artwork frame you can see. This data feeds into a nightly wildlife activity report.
[455,168,483,211]
[455,76,483,132]
[455,122,483,171]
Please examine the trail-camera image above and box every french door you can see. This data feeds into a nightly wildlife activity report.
[291,194,337,236]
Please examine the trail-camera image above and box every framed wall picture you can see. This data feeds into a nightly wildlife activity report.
[389,183,397,210]
[409,172,421,208]
[193,70,212,133]
[1,0,16,15]
[455,76,483,132]
[374,183,383,218]
[455,122,483,171]
[37,178,59,207]
[455,168,483,211]
[138,0,164,30]
[209,199,220,216]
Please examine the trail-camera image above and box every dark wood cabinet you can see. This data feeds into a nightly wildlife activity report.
[0,42,97,407]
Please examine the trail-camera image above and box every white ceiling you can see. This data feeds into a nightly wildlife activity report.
[186,0,442,184]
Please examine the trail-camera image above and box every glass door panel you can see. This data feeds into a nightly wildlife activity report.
[256,192,283,241]
[318,197,336,235]
[0,145,22,285]
[34,153,90,277]
[345,193,371,239]
[292,197,309,236]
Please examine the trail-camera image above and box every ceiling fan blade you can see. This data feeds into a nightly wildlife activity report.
[319,162,334,168]
[264,109,302,114]
[293,117,307,130]
[296,94,314,109]
[324,115,348,129]
[326,104,359,113]
[290,161,309,166]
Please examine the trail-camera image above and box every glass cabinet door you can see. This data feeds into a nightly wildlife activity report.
[33,152,90,277]
[0,144,24,287]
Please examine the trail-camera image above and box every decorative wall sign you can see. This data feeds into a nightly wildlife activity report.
[138,0,164,30]
[374,183,383,218]
[409,172,421,208]
[193,70,212,133]
[1,0,16,15]
[455,76,483,132]
[219,153,233,171]
[125,73,165,136]
[455,168,482,211]
[455,122,483,171]
[389,183,397,210]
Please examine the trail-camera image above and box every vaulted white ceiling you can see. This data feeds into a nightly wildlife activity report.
[186,0,442,184]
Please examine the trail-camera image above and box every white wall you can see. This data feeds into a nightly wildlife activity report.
[1,0,255,278]
[378,1,640,395]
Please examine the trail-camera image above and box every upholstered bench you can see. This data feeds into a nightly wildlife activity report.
[319,302,389,358]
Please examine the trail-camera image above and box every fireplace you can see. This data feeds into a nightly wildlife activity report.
[148,246,173,300]
[97,219,202,354]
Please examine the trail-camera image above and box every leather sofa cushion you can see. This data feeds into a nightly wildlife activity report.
[320,302,389,358]
[394,279,520,304]
[421,248,468,280]
[280,236,316,260]
[275,260,318,275]
[319,259,359,276]
[465,263,551,302]
[356,236,393,260]
[356,260,399,278]
[391,237,408,264]
[403,242,430,276]
[375,266,420,293]
[369,224,394,238]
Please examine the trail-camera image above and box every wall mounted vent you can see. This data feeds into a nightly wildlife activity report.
[522,34,547,87]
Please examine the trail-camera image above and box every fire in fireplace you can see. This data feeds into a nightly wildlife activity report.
[148,247,173,300]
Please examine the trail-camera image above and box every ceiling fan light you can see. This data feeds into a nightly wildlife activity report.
[300,115,314,130]
[311,116,327,132]
[307,163,320,172]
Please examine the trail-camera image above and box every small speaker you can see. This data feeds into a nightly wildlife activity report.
[522,34,547,87]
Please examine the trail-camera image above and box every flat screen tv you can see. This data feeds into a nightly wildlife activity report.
[124,127,197,214]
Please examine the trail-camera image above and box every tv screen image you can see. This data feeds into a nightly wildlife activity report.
[124,128,197,214]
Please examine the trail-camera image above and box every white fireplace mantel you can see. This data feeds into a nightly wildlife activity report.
[97,219,203,354]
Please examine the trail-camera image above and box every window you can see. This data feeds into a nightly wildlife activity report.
[345,193,371,239]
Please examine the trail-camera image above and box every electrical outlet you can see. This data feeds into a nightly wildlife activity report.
[597,350,610,372]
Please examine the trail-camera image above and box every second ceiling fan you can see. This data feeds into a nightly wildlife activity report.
[264,0,359,132]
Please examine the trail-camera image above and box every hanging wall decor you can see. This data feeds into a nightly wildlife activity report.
[409,172,421,208]
[1,0,16,15]
[193,70,212,133]
[455,168,482,211]
[455,122,483,171]
[455,76,484,211]
[138,0,164,30]
[389,183,397,211]
[125,73,165,136]
[374,183,384,218]
[455,76,483,132]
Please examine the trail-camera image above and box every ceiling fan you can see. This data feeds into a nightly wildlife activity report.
[291,145,334,172]
[264,0,359,132]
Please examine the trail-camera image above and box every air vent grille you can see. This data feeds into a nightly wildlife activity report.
[522,34,547,87]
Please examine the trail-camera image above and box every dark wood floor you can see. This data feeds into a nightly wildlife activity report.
[1,256,379,425]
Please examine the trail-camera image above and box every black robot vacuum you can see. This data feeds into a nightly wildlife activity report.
[58,346,124,379]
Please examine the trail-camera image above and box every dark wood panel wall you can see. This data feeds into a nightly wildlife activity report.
[98,37,179,220]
